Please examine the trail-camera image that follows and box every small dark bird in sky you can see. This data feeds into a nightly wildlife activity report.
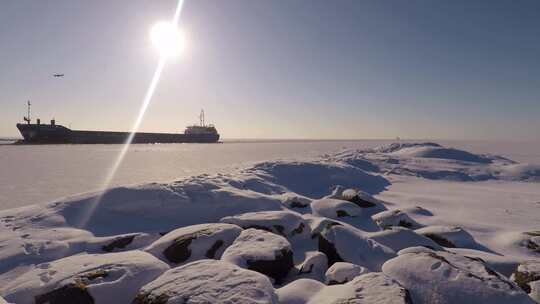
[53,74,64,77]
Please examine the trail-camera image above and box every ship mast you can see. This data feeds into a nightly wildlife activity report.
[199,109,205,127]
[24,100,31,124]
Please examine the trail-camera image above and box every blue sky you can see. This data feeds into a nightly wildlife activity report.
[1,0,539,140]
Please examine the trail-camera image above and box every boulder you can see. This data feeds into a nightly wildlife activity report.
[2,251,168,304]
[145,223,241,265]
[220,211,309,239]
[383,249,534,304]
[304,215,343,240]
[511,261,540,302]
[133,259,278,304]
[308,272,412,304]
[276,279,325,304]
[325,262,369,285]
[368,227,443,252]
[372,209,422,230]
[221,228,294,284]
[415,225,477,248]
[309,199,379,233]
[296,251,328,282]
[281,194,312,210]
[326,187,387,216]
[97,232,157,253]
[521,231,540,254]
[310,198,362,219]
[317,223,395,270]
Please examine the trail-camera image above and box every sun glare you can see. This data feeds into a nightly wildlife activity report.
[150,21,186,58]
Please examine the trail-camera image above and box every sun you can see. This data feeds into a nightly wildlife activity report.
[150,21,186,58]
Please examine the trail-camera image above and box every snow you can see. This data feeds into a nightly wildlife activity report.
[310,198,363,219]
[307,272,411,303]
[295,251,328,282]
[318,223,396,271]
[144,223,242,265]
[1,141,540,302]
[324,262,369,284]
[372,208,422,230]
[382,249,534,304]
[276,279,325,304]
[221,228,292,269]
[220,210,309,238]
[1,251,168,304]
[415,225,480,249]
[368,227,443,252]
[134,259,278,304]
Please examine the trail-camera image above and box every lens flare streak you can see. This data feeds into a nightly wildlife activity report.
[76,0,185,228]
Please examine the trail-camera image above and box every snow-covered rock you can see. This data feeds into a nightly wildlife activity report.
[368,227,443,252]
[511,261,540,302]
[221,228,294,284]
[383,249,534,304]
[296,251,328,282]
[450,247,521,278]
[1,251,168,304]
[325,262,369,285]
[325,187,387,216]
[220,211,309,239]
[310,198,362,219]
[95,232,158,253]
[520,231,540,255]
[372,209,422,230]
[308,272,412,304]
[277,279,325,304]
[144,223,242,266]
[415,225,479,249]
[317,222,396,270]
[134,259,278,304]
[281,194,312,210]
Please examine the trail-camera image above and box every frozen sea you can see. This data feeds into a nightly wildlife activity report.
[1,139,539,210]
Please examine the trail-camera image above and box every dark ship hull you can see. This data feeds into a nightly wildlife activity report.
[16,123,220,144]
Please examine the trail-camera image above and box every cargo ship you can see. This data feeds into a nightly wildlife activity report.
[16,102,219,144]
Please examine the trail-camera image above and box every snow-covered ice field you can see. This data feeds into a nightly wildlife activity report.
[1,139,539,210]
[1,140,540,303]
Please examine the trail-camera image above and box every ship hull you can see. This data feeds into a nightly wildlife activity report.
[16,124,220,144]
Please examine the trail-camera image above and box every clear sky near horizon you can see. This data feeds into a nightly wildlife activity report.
[1,0,539,140]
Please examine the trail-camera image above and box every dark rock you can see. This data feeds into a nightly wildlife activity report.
[246,248,293,284]
[511,261,540,300]
[102,235,136,252]
[205,240,224,259]
[346,194,377,208]
[318,233,344,267]
[336,210,350,217]
[35,283,94,304]
[132,293,170,304]
[423,233,456,248]
[162,232,195,264]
